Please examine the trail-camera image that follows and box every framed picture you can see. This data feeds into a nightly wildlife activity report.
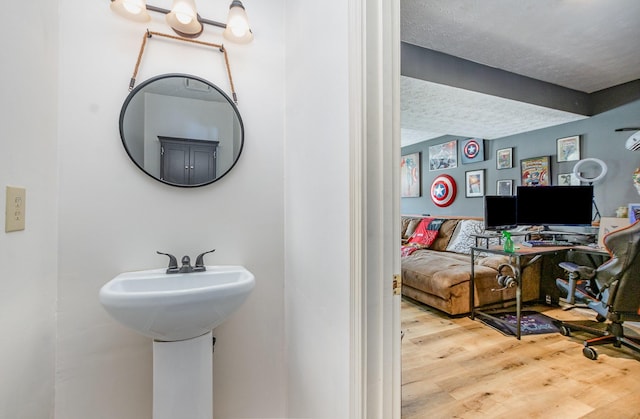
[557,135,581,162]
[465,169,485,197]
[496,147,513,169]
[400,152,421,197]
[521,155,551,186]
[557,173,580,186]
[428,140,458,171]
[629,203,640,223]
[496,179,513,196]
[460,138,484,164]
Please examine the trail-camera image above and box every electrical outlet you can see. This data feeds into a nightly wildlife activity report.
[5,186,26,232]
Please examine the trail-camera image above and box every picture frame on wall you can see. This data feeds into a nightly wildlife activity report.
[557,135,581,162]
[465,169,485,197]
[400,152,421,197]
[629,203,640,223]
[428,140,458,171]
[496,179,513,196]
[521,155,551,186]
[557,173,580,186]
[496,147,513,169]
[460,138,485,164]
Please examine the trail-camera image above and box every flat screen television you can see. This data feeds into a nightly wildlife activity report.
[484,195,517,231]
[516,185,593,226]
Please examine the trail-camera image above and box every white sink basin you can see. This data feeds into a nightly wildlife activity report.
[99,266,255,341]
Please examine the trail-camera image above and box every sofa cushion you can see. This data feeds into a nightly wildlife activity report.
[402,250,473,298]
[430,219,460,251]
[476,255,510,270]
[403,217,422,240]
[401,217,412,238]
[402,249,501,301]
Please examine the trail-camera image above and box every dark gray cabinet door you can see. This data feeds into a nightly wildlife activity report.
[159,136,218,185]
[190,144,217,185]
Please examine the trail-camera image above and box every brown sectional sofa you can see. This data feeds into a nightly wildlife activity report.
[401,215,540,315]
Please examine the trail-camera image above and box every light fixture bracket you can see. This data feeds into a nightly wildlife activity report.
[111,1,252,42]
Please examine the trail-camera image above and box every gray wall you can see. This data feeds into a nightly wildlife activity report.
[401,99,640,218]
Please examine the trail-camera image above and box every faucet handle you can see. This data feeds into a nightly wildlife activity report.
[157,251,179,273]
[194,249,216,270]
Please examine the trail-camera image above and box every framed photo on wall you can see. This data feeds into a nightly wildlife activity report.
[521,155,551,186]
[557,173,580,186]
[460,138,484,164]
[400,152,421,197]
[428,140,458,171]
[557,135,581,162]
[496,147,513,169]
[630,203,640,223]
[465,169,485,197]
[496,179,513,196]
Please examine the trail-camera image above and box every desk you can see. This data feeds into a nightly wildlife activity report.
[470,245,607,339]
[473,232,529,249]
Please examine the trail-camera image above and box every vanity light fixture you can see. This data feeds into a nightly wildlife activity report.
[110,0,253,43]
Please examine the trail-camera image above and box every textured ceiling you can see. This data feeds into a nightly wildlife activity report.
[401,0,640,146]
[401,78,588,145]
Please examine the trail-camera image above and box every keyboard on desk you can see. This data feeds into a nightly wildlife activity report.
[521,240,573,247]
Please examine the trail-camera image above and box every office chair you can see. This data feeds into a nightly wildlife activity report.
[555,221,640,360]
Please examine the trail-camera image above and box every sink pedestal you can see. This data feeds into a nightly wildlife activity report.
[153,332,213,419]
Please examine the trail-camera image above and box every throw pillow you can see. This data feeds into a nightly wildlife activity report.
[403,218,422,239]
[445,219,485,254]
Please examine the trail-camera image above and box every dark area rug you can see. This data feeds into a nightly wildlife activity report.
[479,311,561,336]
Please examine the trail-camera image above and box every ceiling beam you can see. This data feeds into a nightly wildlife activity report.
[401,42,640,117]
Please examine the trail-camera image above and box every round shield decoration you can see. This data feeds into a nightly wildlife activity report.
[463,139,481,159]
[430,174,457,207]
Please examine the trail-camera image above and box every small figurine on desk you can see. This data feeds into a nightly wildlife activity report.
[503,231,514,253]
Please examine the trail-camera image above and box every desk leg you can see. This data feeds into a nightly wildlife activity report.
[515,255,522,340]
[470,249,476,320]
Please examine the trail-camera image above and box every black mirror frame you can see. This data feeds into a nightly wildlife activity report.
[118,73,245,188]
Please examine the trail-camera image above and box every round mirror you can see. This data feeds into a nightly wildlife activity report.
[119,74,244,187]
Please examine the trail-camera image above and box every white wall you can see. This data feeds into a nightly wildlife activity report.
[55,1,286,418]
[1,1,372,417]
[284,1,352,417]
[0,1,58,417]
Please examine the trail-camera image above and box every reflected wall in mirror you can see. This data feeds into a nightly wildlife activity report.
[119,74,244,187]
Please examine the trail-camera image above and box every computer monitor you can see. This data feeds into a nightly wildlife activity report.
[516,185,593,226]
[484,195,517,231]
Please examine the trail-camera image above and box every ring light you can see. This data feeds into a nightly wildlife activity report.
[625,130,640,151]
[573,158,608,184]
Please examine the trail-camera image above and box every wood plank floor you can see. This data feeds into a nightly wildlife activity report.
[401,297,640,418]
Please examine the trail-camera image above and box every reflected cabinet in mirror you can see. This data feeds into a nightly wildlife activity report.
[119,74,244,187]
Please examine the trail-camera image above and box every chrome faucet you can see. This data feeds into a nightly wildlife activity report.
[157,249,216,274]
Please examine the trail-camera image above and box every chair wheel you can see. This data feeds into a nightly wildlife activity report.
[560,325,571,337]
[583,346,598,360]
[596,314,606,322]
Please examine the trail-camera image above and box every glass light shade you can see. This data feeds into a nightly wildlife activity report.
[166,0,203,35]
[110,0,151,22]
[223,0,253,44]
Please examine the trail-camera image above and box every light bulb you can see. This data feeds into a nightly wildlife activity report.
[122,1,143,14]
[228,17,249,37]
[166,0,202,36]
[223,1,253,43]
[110,0,150,22]
[176,11,193,24]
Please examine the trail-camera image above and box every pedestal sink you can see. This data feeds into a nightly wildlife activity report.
[99,265,255,419]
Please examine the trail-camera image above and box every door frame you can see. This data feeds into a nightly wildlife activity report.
[349,0,401,417]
